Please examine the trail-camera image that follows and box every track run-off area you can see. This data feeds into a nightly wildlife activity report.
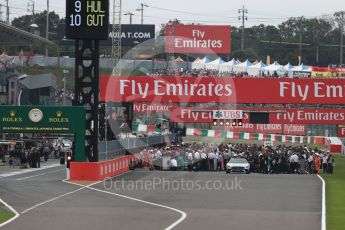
[0,165,323,230]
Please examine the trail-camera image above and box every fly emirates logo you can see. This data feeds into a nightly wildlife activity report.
[119,80,233,98]
[175,30,223,49]
[280,82,345,100]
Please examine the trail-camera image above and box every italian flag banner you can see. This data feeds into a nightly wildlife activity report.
[186,128,325,145]
[132,124,148,132]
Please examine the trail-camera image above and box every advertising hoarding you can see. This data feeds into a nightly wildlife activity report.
[338,125,345,138]
[170,107,345,125]
[133,103,175,113]
[101,76,345,105]
[165,25,231,54]
[58,24,155,46]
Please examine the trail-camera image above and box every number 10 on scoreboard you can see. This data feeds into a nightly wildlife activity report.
[69,1,82,27]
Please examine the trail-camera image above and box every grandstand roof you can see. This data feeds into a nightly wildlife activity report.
[0,22,54,46]
[19,73,56,89]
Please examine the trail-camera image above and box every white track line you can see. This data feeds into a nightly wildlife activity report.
[0,198,20,228]
[20,173,126,215]
[0,164,61,179]
[20,180,100,214]
[16,169,65,181]
[317,175,326,230]
[64,173,187,230]
[88,186,187,230]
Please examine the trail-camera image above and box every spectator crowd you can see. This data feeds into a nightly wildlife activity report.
[0,142,57,168]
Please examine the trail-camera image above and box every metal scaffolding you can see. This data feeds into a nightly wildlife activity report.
[112,0,122,76]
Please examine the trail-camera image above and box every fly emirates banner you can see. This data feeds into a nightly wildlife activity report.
[100,76,345,105]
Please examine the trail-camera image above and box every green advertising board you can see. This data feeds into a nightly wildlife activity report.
[0,106,86,162]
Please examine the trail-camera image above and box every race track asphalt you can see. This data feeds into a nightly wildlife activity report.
[0,166,322,230]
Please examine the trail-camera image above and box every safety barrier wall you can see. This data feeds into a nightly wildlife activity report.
[70,134,173,180]
[325,137,343,153]
[70,155,133,181]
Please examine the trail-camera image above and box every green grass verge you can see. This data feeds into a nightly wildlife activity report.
[0,202,15,224]
[321,155,345,230]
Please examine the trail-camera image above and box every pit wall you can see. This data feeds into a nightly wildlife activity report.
[70,155,133,181]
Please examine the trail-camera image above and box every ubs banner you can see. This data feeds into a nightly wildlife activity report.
[165,25,231,54]
[170,107,345,125]
[58,24,155,46]
[101,76,345,105]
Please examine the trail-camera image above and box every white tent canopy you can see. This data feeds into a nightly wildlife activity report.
[191,57,312,76]
[263,61,287,76]
[219,58,238,72]
[264,61,282,71]
[205,57,226,70]
[293,63,312,72]
[249,60,267,69]
[247,60,267,76]
[192,56,211,69]
[283,63,294,71]
[233,59,253,72]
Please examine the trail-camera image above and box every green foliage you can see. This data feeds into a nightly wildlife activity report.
[12,11,63,39]
[229,16,338,65]
[11,11,64,56]
[232,48,259,62]
[159,19,183,37]
[0,203,15,224]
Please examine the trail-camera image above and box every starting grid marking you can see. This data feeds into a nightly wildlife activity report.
[0,164,61,179]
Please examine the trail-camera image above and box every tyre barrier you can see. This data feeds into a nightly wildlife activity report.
[70,155,133,181]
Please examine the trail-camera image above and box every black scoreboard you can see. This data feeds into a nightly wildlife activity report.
[66,0,109,40]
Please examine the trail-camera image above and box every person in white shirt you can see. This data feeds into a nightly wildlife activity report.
[194,151,201,171]
[208,151,215,171]
[322,153,328,174]
[201,151,207,171]
[187,152,193,171]
[308,153,314,173]
[214,152,219,171]
[170,158,177,171]
[154,149,163,170]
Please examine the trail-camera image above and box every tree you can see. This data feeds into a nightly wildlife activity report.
[12,11,64,55]
[158,18,183,36]
[12,11,63,38]
[232,48,259,62]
